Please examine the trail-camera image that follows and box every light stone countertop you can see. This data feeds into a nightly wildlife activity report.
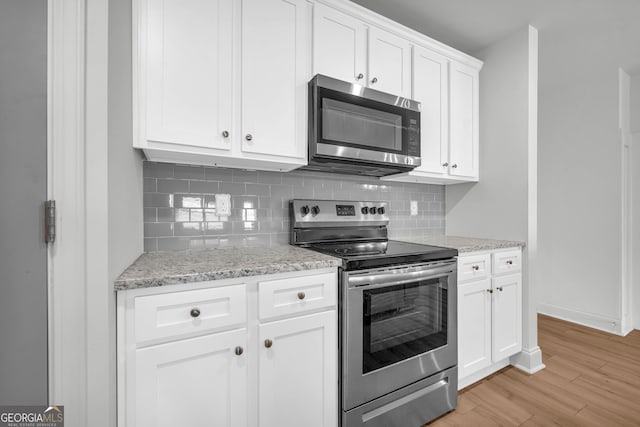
[398,235,525,253]
[114,245,341,291]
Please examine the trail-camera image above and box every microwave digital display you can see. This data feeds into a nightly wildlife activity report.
[336,205,356,216]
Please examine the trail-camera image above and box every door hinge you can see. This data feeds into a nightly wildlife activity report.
[45,200,56,244]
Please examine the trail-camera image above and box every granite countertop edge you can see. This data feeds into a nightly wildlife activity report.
[114,246,341,291]
[398,235,526,254]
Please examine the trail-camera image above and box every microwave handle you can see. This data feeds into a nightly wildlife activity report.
[347,265,454,289]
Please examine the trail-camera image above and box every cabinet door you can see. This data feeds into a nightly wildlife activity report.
[368,27,412,97]
[492,274,522,361]
[449,61,479,179]
[412,46,449,175]
[134,329,247,427]
[258,311,338,427]
[142,0,233,149]
[241,0,309,160]
[313,3,367,84]
[458,279,492,378]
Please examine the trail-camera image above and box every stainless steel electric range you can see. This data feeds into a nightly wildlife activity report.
[290,199,459,427]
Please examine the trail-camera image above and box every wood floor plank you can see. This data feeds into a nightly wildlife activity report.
[425,315,640,426]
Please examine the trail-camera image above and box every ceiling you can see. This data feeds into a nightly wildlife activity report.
[349,0,640,56]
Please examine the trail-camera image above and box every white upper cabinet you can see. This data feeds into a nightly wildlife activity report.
[241,0,309,160]
[449,61,479,179]
[312,4,411,97]
[368,27,412,97]
[312,3,367,85]
[411,46,449,175]
[141,0,233,151]
[134,0,310,171]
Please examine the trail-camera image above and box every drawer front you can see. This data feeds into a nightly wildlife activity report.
[457,253,491,283]
[259,272,337,321]
[135,284,246,344]
[492,249,522,276]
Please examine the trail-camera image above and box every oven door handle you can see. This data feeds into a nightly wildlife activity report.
[347,265,455,289]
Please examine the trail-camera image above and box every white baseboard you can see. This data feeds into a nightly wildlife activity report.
[538,303,626,335]
[510,346,545,374]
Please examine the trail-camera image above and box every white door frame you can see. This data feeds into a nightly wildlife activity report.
[47,0,89,424]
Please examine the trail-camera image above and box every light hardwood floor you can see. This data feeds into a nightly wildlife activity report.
[429,314,640,426]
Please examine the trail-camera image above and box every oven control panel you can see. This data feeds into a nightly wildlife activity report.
[291,199,389,227]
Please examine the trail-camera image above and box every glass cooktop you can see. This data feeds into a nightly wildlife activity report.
[304,240,458,270]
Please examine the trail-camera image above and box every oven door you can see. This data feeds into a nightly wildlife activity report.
[309,75,421,169]
[343,260,457,410]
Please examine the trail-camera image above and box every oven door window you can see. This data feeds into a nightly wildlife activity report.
[362,278,447,374]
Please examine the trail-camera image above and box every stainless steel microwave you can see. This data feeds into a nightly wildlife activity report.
[304,74,421,177]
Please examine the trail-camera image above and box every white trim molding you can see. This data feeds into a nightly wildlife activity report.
[48,0,89,424]
[510,346,545,375]
[538,303,626,335]
[619,69,633,335]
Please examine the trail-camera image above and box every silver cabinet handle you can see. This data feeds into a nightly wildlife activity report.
[507,260,513,265]
[356,73,364,80]
[472,265,479,271]
[486,289,494,294]
[496,286,504,292]
[245,134,253,141]
[371,77,378,84]
[297,292,306,300]
[451,164,458,168]
[442,162,449,167]
[234,346,244,356]
[221,130,229,138]
[264,339,273,348]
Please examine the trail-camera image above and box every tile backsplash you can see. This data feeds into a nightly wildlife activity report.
[143,161,445,251]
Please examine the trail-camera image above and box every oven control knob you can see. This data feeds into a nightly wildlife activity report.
[311,205,320,216]
[378,207,385,215]
[369,207,377,214]
[300,205,310,216]
[361,207,369,215]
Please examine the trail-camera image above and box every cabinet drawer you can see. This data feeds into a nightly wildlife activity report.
[492,249,522,276]
[258,272,337,321]
[457,253,491,283]
[135,284,246,344]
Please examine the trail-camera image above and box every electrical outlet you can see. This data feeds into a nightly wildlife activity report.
[215,194,231,216]
[410,200,418,216]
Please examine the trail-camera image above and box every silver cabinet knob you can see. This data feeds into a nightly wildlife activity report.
[234,346,244,356]
[472,265,479,271]
[245,134,253,141]
[190,308,201,318]
[451,164,458,168]
[486,289,494,294]
[442,162,449,167]
[356,73,364,80]
[496,286,504,292]
[221,130,229,138]
[371,77,378,84]
[264,339,273,348]
[297,292,306,300]
[506,260,513,265]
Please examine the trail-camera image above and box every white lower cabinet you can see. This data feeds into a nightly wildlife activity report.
[457,248,522,389]
[135,329,248,427]
[258,311,337,427]
[118,269,338,427]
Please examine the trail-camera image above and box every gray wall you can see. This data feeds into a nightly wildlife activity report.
[0,0,48,404]
[143,162,445,250]
[537,4,640,328]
